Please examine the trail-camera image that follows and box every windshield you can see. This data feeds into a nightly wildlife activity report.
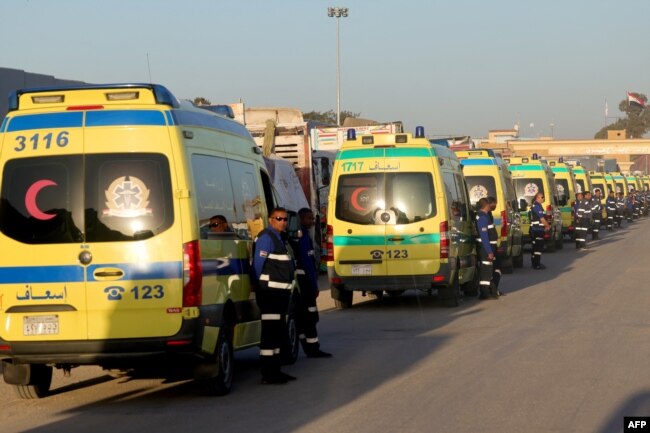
[0,153,173,244]
[335,172,436,225]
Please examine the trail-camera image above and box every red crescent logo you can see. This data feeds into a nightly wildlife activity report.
[25,180,58,220]
[350,187,369,212]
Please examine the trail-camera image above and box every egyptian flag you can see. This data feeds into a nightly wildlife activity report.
[627,92,646,108]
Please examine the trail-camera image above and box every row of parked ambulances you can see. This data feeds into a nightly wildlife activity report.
[324,130,650,310]
[0,83,648,400]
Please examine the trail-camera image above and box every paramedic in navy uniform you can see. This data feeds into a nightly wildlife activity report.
[253,207,296,385]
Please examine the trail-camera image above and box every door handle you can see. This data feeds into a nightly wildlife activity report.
[93,268,125,280]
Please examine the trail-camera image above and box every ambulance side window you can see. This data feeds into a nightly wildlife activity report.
[228,159,262,240]
[192,154,237,238]
[442,171,461,221]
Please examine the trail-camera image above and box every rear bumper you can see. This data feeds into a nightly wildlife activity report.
[328,262,454,291]
[0,318,201,366]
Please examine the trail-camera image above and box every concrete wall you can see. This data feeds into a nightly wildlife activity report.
[0,67,85,119]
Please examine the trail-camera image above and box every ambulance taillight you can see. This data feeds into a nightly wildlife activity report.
[183,241,203,307]
[326,224,334,262]
[440,221,450,259]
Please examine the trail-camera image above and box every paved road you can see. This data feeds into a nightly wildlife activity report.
[2,220,650,433]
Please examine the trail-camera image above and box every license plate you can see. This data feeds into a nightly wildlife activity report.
[23,315,59,336]
[351,264,372,275]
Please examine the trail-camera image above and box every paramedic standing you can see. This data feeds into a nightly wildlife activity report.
[530,192,550,270]
[476,198,498,299]
[253,207,297,385]
[291,208,332,358]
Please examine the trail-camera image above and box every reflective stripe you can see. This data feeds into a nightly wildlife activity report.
[268,281,294,290]
[533,252,542,255]
[261,313,282,320]
[481,261,492,265]
[494,269,502,275]
[268,253,291,261]
[480,281,491,285]
[308,306,318,312]
[489,241,497,245]
[295,269,306,275]
[260,349,275,356]
[305,337,319,344]
[487,224,494,229]
[299,334,306,339]
[576,238,585,242]
[259,274,270,281]
[274,348,280,354]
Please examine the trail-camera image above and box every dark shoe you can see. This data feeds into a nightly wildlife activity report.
[261,375,288,385]
[306,350,332,358]
[533,264,546,270]
[279,371,297,381]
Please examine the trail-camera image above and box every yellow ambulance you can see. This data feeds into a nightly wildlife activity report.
[0,84,295,398]
[455,149,523,271]
[570,163,592,195]
[506,155,563,251]
[548,160,577,240]
[326,127,478,308]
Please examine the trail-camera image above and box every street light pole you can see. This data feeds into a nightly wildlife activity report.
[328,7,348,126]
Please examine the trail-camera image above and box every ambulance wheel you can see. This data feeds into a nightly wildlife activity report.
[440,274,461,308]
[282,308,300,365]
[512,251,524,268]
[200,321,234,396]
[332,286,353,309]
[367,290,384,300]
[11,364,52,399]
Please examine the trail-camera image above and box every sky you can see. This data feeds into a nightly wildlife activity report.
[1,0,649,139]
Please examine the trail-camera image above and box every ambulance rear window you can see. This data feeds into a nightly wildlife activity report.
[464,175,497,205]
[0,153,173,244]
[514,178,545,204]
[335,172,436,225]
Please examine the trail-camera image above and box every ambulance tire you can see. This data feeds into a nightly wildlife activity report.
[282,306,300,365]
[200,320,234,396]
[332,286,353,309]
[367,290,384,300]
[512,250,524,268]
[12,364,52,399]
[440,273,461,308]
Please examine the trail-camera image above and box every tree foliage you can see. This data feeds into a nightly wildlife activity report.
[303,109,360,125]
[595,93,649,139]
[193,97,211,106]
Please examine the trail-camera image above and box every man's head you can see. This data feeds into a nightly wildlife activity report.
[298,207,315,229]
[487,196,497,211]
[269,207,289,233]
[584,191,592,199]
[209,215,228,233]
[594,188,601,197]
[576,192,583,200]
[477,197,490,212]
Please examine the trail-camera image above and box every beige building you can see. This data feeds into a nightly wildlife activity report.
[480,129,650,174]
